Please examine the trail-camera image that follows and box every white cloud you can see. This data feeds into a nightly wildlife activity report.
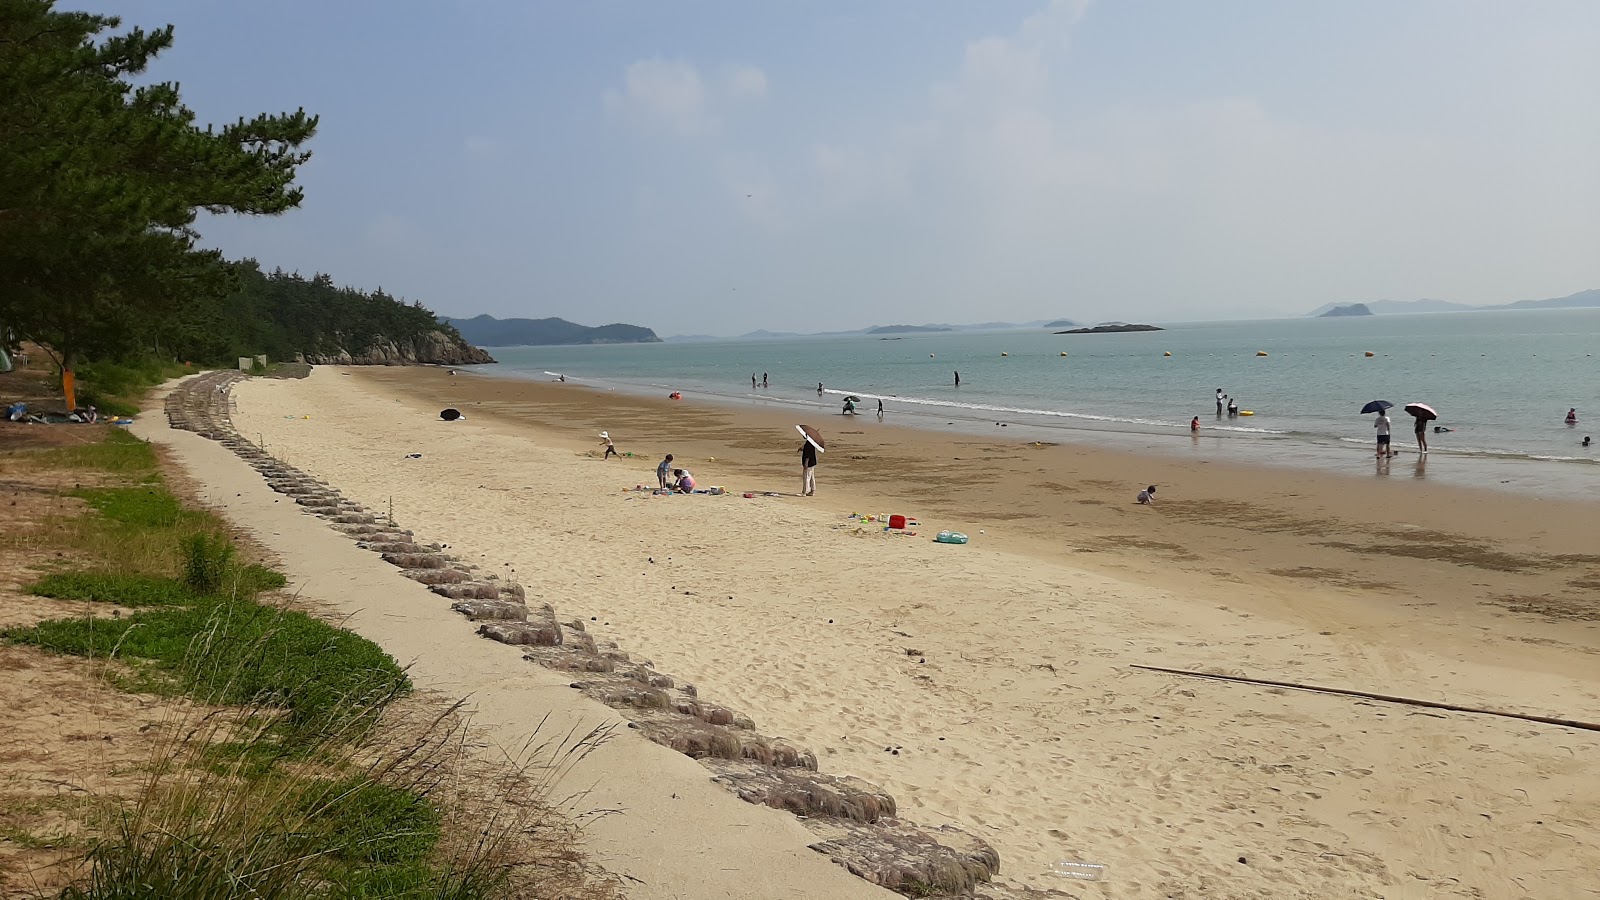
[723,64,768,101]
[604,59,769,138]
[604,59,713,137]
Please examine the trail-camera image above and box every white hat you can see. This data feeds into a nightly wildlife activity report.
[599,431,610,439]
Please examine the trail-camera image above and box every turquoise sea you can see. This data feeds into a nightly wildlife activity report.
[472,309,1600,499]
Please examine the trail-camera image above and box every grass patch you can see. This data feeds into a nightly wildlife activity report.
[28,428,159,475]
[6,596,409,742]
[29,572,195,607]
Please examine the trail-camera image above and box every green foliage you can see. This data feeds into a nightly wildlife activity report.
[72,356,191,415]
[33,428,155,473]
[312,778,442,866]
[73,485,193,528]
[0,0,316,393]
[180,531,234,594]
[30,571,194,606]
[7,594,409,739]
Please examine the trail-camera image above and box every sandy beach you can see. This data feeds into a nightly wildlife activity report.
[228,366,1600,898]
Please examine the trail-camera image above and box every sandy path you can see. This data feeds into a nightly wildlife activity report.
[231,368,1600,899]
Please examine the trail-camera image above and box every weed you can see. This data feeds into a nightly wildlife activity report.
[30,572,195,607]
[180,532,235,595]
[29,429,157,475]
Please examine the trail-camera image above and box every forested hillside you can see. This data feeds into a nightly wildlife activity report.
[445,315,659,347]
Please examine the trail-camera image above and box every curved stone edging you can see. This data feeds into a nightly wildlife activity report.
[164,370,1072,899]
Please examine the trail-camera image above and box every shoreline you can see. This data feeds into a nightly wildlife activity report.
[468,361,1600,502]
[231,365,1600,897]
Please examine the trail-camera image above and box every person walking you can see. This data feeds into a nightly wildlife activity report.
[1374,409,1393,458]
[817,382,824,396]
[877,398,884,420]
[599,431,618,460]
[656,453,674,489]
[1414,414,1428,453]
[800,438,818,496]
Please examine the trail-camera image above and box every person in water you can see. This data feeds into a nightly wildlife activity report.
[1227,397,1238,417]
[818,382,824,396]
[752,374,757,389]
[877,398,884,420]
[954,371,960,387]
[1216,388,1224,416]
[1414,414,1428,453]
[1584,436,1592,447]
[1567,408,1578,424]
[842,398,856,415]
[762,372,768,388]
[1374,408,1393,458]
[1190,416,1200,432]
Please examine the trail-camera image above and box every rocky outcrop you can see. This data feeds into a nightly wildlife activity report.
[296,329,495,366]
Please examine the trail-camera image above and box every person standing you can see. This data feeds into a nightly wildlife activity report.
[800,439,818,496]
[656,453,674,489]
[1216,388,1224,416]
[752,374,757,389]
[817,382,824,396]
[599,431,618,460]
[1414,415,1428,453]
[1374,409,1393,458]
[1227,396,1238,417]
[954,371,961,387]
[762,372,768,388]
[877,398,884,420]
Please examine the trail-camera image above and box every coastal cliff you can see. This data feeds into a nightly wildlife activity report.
[297,330,496,366]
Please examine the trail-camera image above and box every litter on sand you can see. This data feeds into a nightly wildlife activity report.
[934,531,969,544]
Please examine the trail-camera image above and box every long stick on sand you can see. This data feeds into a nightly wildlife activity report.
[1130,664,1600,733]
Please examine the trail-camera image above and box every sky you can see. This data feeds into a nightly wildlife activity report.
[90,0,1600,334]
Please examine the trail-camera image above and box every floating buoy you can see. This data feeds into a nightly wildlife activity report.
[1163,351,1172,357]
[1255,351,1269,357]
[1000,352,1009,357]
[1059,351,1068,357]
[930,353,935,358]
[1240,410,1255,416]
[1364,351,1375,357]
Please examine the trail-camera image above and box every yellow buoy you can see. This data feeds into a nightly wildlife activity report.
[1240,410,1254,416]
[1163,351,1172,357]
[1255,351,1269,357]
[1364,351,1375,357]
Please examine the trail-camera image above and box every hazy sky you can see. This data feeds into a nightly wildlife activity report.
[96,1,1599,334]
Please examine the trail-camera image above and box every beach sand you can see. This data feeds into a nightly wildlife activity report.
[230,367,1600,898]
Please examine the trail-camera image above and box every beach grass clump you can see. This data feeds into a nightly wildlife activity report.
[7,594,410,742]
[28,427,159,474]
[179,531,235,594]
[29,572,196,607]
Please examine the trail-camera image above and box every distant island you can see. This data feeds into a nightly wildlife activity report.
[1054,323,1163,334]
[1306,288,1599,317]
[444,315,661,347]
[866,324,953,334]
[1042,319,1077,328]
[1318,303,1373,317]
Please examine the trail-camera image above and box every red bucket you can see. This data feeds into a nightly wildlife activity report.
[889,514,907,529]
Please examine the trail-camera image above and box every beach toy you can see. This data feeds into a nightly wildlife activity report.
[889,514,907,529]
[934,531,969,544]
[744,492,755,498]
[1240,410,1254,416]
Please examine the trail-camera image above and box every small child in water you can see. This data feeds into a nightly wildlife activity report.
[1137,485,1157,505]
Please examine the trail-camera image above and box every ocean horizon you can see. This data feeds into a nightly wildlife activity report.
[468,308,1600,500]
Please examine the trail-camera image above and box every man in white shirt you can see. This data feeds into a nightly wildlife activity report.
[1374,411,1393,458]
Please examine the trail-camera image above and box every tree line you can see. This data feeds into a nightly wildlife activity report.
[0,1,466,408]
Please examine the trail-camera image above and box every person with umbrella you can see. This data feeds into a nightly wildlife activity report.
[797,425,823,496]
[1406,403,1437,454]
[1362,400,1395,458]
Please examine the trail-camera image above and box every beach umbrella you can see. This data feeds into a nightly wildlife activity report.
[1359,400,1394,414]
[796,424,826,453]
[1404,402,1437,421]
[439,408,462,421]
[842,395,862,402]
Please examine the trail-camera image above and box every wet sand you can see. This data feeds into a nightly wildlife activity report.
[234,366,1600,898]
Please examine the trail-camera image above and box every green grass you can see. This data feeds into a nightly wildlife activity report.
[29,572,196,606]
[73,357,195,417]
[6,596,409,742]
[30,428,159,475]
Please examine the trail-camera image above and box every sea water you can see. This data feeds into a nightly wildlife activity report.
[472,309,1600,499]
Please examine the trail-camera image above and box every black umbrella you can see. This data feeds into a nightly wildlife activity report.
[1360,400,1394,415]
[439,408,462,421]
